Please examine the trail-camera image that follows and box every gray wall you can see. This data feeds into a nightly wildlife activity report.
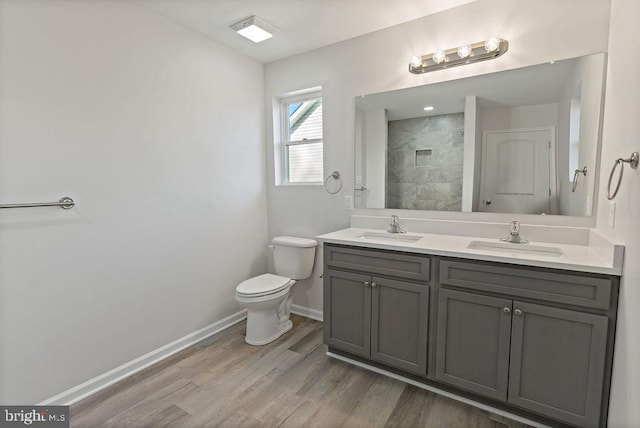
[0,1,267,403]
[387,113,465,210]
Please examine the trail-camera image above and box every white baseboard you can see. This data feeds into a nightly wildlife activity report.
[39,309,248,406]
[326,352,549,428]
[291,304,323,322]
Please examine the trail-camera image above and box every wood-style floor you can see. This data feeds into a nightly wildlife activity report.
[71,315,527,427]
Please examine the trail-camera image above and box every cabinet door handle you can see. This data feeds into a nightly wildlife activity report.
[514,309,523,316]
[371,282,377,288]
[364,281,370,287]
[503,307,511,314]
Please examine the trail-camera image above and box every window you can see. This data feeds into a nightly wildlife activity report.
[280,91,323,184]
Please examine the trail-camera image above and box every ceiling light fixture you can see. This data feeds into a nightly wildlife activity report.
[409,38,508,74]
[230,15,278,43]
[423,106,435,111]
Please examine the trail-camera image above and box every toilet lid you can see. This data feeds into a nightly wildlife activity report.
[236,273,291,297]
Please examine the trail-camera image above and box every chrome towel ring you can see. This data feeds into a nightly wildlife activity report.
[324,171,343,194]
[607,152,639,200]
[572,166,587,192]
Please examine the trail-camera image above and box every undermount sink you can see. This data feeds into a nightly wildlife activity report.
[356,232,423,243]
[466,240,564,257]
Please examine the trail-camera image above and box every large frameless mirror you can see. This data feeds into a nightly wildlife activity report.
[354,53,606,216]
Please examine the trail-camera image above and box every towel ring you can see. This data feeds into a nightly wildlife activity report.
[324,171,343,194]
[571,166,587,192]
[607,152,639,200]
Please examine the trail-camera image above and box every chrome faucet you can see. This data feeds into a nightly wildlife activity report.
[388,215,406,234]
[501,220,528,244]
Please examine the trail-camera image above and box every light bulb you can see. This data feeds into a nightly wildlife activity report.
[484,38,501,53]
[410,56,422,68]
[457,43,472,59]
[432,50,447,64]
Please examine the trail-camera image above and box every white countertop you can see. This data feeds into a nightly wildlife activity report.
[317,227,623,275]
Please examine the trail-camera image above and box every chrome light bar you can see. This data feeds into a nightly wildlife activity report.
[409,38,509,74]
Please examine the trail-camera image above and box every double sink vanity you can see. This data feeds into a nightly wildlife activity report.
[318,217,623,427]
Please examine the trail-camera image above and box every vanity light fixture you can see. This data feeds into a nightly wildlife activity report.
[409,38,508,74]
[457,43,472,59]
[410,56,422,68]
[230,15,278,43]
[432,50,447,65]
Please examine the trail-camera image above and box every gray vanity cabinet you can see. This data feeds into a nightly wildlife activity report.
[436,290,608,427]
[323,269,371,357]
[437,259,613,427]
[435,289,512,401]
[323,245,430,375]
[371,277,429,374]
[324,245,618,427]
[508,301,608,427]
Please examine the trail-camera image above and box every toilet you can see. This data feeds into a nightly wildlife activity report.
[235,236,317,345]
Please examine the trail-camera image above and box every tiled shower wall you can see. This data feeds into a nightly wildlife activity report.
[386,113,465,210]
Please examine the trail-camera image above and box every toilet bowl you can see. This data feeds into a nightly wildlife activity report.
[235,274,296,345]
[235,236,317,345]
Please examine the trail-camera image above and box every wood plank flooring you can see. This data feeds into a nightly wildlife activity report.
[71,315,528,427]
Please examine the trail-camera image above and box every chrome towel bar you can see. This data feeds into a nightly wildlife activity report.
[0,197,75,210]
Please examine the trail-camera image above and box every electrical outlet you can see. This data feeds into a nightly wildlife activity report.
[344,195,354,210]
[608,201,616,228]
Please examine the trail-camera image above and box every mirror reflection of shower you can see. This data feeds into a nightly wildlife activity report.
[386,113,465,211]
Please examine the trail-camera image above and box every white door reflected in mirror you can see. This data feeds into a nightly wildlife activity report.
[479,128,555,214]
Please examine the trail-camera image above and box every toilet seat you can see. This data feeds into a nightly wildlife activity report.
[235,273,292,298]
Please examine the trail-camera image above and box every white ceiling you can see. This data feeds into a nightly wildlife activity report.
[133,0,478,63]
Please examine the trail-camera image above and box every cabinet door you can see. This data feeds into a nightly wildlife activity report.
[435,289,512,400]
[323,269,371,357]
[508,301,608,428]
[371,277,428,375]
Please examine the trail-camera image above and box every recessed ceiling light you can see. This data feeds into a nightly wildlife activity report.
[423,106,435,111]
[230,16,278,43]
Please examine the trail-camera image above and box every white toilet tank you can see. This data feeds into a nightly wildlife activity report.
[272,236,317,280]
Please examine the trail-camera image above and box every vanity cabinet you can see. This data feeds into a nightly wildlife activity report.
[507,301,607,427]
[323,246,430,375]
[435,289,512,401]
[437,258,614,428]
[323,269,371,357]
[323,244,618,428]
[436,289,608,427]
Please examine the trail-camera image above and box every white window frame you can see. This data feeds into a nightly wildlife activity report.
[278,89,323,185]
